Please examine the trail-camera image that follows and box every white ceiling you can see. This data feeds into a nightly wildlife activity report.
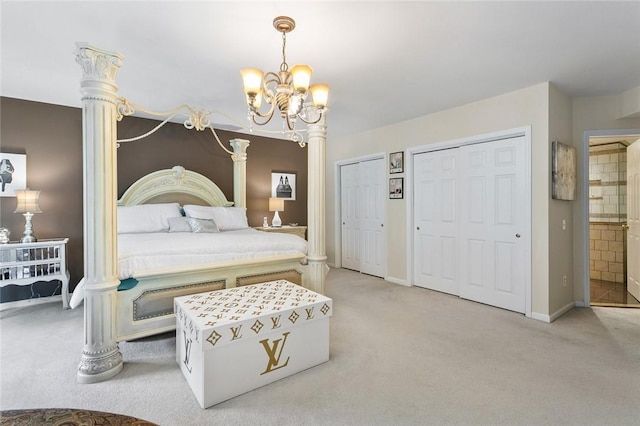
[2,1,640,141]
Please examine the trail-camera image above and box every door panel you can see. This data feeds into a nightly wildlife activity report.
[341,163,360,271]
[361,158,385,277]
[414,149,459,295]
[459,137,526,313]
[627,140,640,302]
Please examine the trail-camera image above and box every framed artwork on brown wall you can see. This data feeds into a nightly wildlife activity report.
[0,153,27,197]
[271,172,296,200]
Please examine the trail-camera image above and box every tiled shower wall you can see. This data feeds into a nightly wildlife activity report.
[589,142,626,284]
[589,223,625,283]
[589,143,626,222]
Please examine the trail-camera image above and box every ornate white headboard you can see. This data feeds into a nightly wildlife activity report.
[117,165,234,207]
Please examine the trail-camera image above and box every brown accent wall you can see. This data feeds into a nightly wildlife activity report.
[1,97,308,292]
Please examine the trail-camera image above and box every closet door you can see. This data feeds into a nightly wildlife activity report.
[413,149,459,295]
[458,137,527,313]
[360,158,385,277]
[341,163,361,271]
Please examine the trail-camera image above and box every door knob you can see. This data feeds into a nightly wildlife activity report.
[381,224,384,227]
[416,226,420,231]
[516,233,521,238]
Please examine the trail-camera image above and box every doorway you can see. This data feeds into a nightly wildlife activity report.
[586,132,640,307]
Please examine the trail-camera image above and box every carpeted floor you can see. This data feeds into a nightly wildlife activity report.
[1,268,639,425]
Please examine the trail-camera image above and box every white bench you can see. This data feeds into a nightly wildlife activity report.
[175,280,333,408]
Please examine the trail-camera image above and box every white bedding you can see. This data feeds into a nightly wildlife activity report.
[69,229,307,309]
[117,228,307,280]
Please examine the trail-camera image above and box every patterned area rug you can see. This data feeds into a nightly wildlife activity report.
[0,408,158,425]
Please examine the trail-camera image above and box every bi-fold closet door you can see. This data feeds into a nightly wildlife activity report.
[413,137,527,313]
[341,158,385,278]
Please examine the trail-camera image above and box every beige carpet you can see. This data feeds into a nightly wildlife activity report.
[1,268,639,425]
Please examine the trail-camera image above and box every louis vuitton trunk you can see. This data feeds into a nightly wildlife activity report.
[174,280,333,408]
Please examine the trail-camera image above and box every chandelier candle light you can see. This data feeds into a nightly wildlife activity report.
[241,16,330,142]
[14,189,42,243]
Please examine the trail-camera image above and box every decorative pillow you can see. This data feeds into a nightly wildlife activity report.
[168,217,192,233]
[187,218,220,233]
[184,205,249,231]
[117,203,182,234]
[183,205,216,220]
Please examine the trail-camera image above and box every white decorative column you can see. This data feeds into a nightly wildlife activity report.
[75,43,124,383]
[306,119,328,294]
[230,139,250,208]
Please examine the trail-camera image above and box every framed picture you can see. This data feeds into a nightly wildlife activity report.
[271,172,296,201]
[0,153,27,197]
[389,177,403,199]
[389,151,404,174]
[551,141,576,201]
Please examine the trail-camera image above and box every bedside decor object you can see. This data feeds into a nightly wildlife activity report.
[389,178,404,199]
[14,189,41,243]
[390,151,404,174]
[551,141,577,201]
[0,228,9,244]
[269,197,284,228]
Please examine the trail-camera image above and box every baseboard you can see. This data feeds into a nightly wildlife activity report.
[574,301,587,308]
[385,276,409,287]
[531,301,576,323]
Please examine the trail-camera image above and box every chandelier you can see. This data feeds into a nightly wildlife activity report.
[240,16,330,139]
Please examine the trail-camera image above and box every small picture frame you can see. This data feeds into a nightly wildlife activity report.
[389,178,403,199]
[389,151,404,174]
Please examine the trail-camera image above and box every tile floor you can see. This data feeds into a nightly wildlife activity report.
[590,278,640,307]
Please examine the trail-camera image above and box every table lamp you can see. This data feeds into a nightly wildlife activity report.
[14,189,42,243]
[269,197,284,228]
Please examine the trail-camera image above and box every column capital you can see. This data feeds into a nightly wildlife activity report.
[230,138,250,162]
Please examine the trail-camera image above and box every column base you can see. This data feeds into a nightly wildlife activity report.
[77,346,123,384]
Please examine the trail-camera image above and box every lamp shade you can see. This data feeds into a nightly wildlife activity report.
[14,189,42,214]
[240,68,264,96]
[310,83,330,109]
[291,64,312,94]
[269,197,284,212]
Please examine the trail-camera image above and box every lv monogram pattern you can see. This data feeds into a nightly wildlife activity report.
[175,280,332,350]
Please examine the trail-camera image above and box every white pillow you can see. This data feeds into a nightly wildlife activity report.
[183,205,248,231]
[117,203,182,234]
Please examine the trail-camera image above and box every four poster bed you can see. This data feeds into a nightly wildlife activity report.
[71,166,309,341]
[74,43,328,383]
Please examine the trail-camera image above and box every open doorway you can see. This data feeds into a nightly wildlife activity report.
[587,132,640,307]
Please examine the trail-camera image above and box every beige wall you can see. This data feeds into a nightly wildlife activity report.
[571,91,640,304]
[328,82,553,317]
[548,83,574,315]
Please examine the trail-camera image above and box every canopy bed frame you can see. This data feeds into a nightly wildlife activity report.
[74,43,328,383]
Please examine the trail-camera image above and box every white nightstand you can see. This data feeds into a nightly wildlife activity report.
[255,225,307,240]
[0,238,70,310]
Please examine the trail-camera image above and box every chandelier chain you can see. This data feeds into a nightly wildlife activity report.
[280,32,288,73]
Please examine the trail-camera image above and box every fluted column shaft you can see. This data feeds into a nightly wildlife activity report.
[306,119,328,294]
[75,43,124,383]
